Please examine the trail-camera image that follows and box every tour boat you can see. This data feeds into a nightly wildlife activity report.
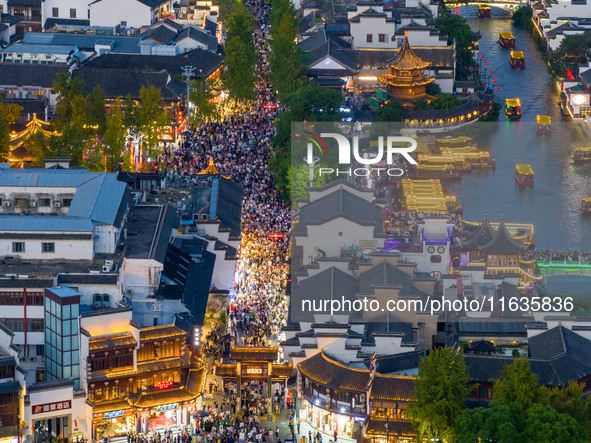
[505,98,521,120]
[573,147,591,164]
[499,32,516,48]
[536,115,551,135]
[478,4,491,18]
[515,164,534,187]
[510,51,525,68]
[582,198,591,214]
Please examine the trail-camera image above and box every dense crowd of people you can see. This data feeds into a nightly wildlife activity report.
[152,0,290,351]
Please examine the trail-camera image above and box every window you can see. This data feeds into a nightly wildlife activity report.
[36,345,44,356]
[121,21,127,27]
[70,8,76,18]
[366,34,373,43]
[0,5,3,13]
[38,198,51,207]
[379,34,386,43]
[12,242,24,253]
[430,255,442,263]
[42,242,55,253]
[52,7,59,17]
[62,198,72,207]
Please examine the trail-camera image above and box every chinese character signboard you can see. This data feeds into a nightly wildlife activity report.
[32,400,72,415]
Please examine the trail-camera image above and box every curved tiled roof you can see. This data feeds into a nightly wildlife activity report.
[369,374,415,401]
[463,213,495,249]
[481,221,526,254]
[388,37,430,70]
[298,352,371,393]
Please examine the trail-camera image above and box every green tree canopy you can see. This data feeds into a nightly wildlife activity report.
[406,347,470,442]
[225,4,256,43]
[431,11,476,80]
[492,357,539,410]
[223,35,257,101]
[87,85,107,135]
[269,12,308,103]
[103,99,127,172]
[136,85,168,156]
[378,100,403,121]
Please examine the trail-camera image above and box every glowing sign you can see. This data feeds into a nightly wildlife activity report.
[572,94,588,105]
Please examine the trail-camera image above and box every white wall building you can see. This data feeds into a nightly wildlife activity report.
[41,0,90,28]
[0,168,130,258]
[89,0,173,29]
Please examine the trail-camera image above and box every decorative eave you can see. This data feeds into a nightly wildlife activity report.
[197,157,231,179]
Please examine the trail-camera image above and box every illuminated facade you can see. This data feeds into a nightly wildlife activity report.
[377,37,434,102]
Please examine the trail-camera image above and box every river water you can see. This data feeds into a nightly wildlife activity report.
[444,6,591,251]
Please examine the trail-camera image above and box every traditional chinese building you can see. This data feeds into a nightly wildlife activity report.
[297,351,418,442]
[80,310,204,439]
[454,212,538,286]
[377,37,434,103]
[213,346,291,418]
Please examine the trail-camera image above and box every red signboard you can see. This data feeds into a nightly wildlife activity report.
[154,380,173,390]
[32,400,71,414]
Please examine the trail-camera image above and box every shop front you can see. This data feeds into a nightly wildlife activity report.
[136,399,198,434]
[92,405,136,439]
[302,401,360,438]
[25,380,90,443]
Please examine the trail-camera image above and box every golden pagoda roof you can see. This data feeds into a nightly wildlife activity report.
[389,37,431,71]
[197,157,231,179]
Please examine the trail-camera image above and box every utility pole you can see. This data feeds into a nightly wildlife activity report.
[181,65,196,132]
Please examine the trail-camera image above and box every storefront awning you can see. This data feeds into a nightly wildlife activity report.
[93,399,133,414]
[134,388,198,409]
[365,419,415,437]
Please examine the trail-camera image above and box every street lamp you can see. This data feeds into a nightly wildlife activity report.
[181,65,196,132]
[127,130,145,172]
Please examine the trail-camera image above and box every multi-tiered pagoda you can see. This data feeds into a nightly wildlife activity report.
[378,37,434,103]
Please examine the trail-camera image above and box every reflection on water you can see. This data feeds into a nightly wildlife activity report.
[545,275,591,295]
[445,9,591,250]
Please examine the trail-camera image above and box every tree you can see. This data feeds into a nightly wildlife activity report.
[406,347,470,442]
[455,402,523,443]
[103,99,127,172]
[492,357,539,410]
[223,36,257,101]
[217,0,240,24]
[284,84,343,121]
[136,86,168,156]
[540,382,591,434]
[430,94,461,110]
[189,79,220,123]
[122,94,137,129]
[225,4,255,43]
[431,12,476,80]
[53,73,86,133]
[0,114,9,159]
[269,12,307,103]
[549,31,591,77]
[0,101,23,124]
[378,100,403,122]
[426,82,442,96]
[87,85,107,135]
[524,403,587,443]
[412,100,430,111]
